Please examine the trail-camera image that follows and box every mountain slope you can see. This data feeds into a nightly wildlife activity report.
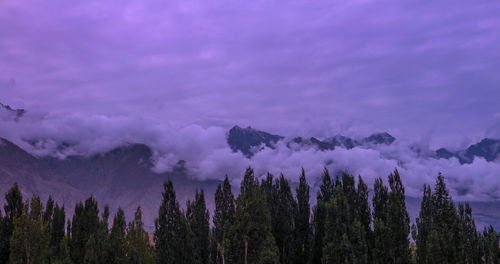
[0,137,84,206]
[40,144,221,226]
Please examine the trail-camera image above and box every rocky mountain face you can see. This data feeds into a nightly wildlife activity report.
[227,125,500,164]
[227,125,397,155]
[436,138,500,164]
[227,126,284,157]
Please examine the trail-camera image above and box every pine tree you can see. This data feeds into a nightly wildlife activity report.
[9,196,50,264]
[481,225,499,264]
[155,180,194,264]
[109,208,127,264]
[272,174,296,264]
[214,176,235,264]
[70,197,101,264]
[322,173,370,264]
[127,207,153,264]
[51,204,66,261]
[0,183,24,264]
[310,168,333,264]
[293,169,310,264]
[372,178,390,264]
[413,173,461,264]
[187,190,210,264]
[457,203,480,264]
[229,167,278,264]
[387,170,411,263]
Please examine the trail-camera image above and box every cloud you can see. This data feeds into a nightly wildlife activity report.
[2,110,499,202]
[0,0,499,142]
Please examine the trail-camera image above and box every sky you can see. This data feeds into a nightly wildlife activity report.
[1,0,500,199]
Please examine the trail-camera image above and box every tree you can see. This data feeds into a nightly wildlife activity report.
[213,176,235,264]
[372,178,390,263]
[108,208,127,264]
[187,190,210,264]
[229,167,278,264]
[457,203,480,264]
[272,174,296,264]
[155,180,194,264]
[481,226,499,264]
[386,170,411,263]
[127,207,153,264]
[293,169,310,264]
[413,173,461,264]
[322,173,370,264]
[9,196,50,264]
[310,168,333,264]
[70,197,101,264]
[51,204,67,261]
[0,183,24,264]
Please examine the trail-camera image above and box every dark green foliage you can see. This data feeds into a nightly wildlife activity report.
[0,183,24,264]
[187,190,210,264]
[482,226,499,264]
[213,176,235,264]
[155,180,194,264]
[109,208,127,264]
[9,196,50,264]
[322,173,370,264]
[70,197,101,264]
[457,203,481,264]
[271,174,296,264]
[310,168,333,264]
[293,169,310,264]
[0,168,496,264]
[127,207,153,264]
[413,173,482,264]
[228,167,279,264]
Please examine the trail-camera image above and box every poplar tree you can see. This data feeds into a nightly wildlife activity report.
[293,169,310,264]
[0,183,24,264]
[70,197,100,264]
[273,174,296,264]
[9,196,50,264]
[481,226,499,264]
[109,208,127,264]
[155,180,194,264]
[213,176,235,264]
[372,178,390,263]
[187,190,210,264]
[229,167,278,264]
[413,173,461,264]
[310,168,333,264]
[387,170,411,263]
[127,207,153,264]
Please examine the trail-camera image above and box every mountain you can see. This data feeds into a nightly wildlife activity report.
[227,125,396,156]
[435,138,500,164]
[362,132,395,145]
[0,102,25,121]
[0,136,220,227]
[227,125,284,157]
[40,143,221,227]
[0,137,84,206]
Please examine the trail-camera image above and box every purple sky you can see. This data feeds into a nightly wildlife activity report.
[1,0,500,200]
[0,0,500,144]
[1,0,500,144]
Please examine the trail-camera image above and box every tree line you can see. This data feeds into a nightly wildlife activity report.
[0,167,499,264]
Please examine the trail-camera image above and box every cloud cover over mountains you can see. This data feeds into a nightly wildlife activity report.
[1,105,499,203]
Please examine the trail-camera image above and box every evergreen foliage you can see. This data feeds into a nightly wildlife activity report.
[0,168,497,264]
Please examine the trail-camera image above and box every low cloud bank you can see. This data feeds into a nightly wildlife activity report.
[1,111,499,202]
